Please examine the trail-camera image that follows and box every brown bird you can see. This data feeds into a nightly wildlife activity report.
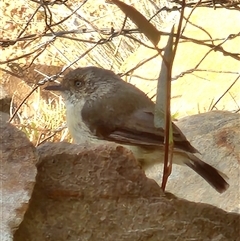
[45,66,229,193]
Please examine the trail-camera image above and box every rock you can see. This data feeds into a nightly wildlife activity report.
[0,120,38,241]
[14,142,239,241]
[147,111,240,213]
[0,85,11,115]
[0,111,10,123]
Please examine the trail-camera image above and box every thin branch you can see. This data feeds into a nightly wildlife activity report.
[8,85,39,123]
[210,74,240,110]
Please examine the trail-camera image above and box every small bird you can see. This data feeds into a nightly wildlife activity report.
[44,66,229,193]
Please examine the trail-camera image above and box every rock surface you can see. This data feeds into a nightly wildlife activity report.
[0,119,38,241]
[0,85,11,115]
[147,111,240,213]
[14,141,240,241]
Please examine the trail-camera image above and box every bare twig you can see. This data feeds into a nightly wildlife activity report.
[210,74,240,110]
[8,85,39,123]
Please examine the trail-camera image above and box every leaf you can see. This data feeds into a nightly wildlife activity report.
[154,25,175,191]
[154,25,175,140]
[109,0,161,46]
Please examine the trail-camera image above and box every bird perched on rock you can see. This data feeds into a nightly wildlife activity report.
[45,66,229,193]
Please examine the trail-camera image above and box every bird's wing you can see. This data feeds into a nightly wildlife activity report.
[107,109,199,153]
[82,92,198,153]
[81,80,198,153]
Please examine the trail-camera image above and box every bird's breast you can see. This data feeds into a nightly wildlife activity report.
[65,99,94,144]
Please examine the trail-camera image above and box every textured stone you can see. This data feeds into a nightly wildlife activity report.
[0,120,38,241]
[14,142,240,241]
[0,85,11,115]
[147,111,240,213]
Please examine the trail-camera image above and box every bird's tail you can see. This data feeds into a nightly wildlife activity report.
[184,153,229,193]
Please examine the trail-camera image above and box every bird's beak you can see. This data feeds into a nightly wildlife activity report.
[44,84,65,92]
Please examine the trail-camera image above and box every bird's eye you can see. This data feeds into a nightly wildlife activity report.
[75,80,83,88]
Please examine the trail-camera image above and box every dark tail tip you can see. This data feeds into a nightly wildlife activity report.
[185,155,229,193]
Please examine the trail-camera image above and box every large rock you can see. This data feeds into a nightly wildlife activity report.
[0,118,38,241]
[14,142,239,241]
[147,111,240,213]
